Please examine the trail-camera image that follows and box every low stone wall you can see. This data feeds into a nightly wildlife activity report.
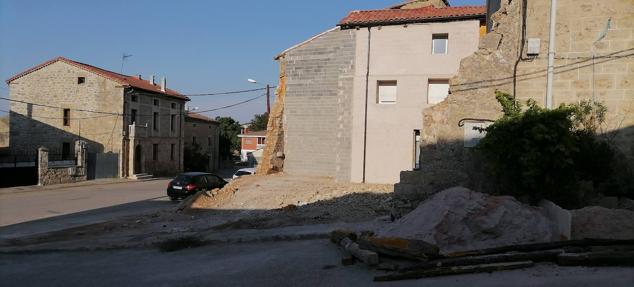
[38,141,87,186]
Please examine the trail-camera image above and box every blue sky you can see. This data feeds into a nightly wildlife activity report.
[0,0,484,122]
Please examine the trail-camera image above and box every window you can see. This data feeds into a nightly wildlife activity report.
[153,99,159,106]
[258,137,266,145]
[63,109,71,126]
[192,136,197,145]
[131,95,138,102]
[77,77,85,84]
[153,144,158,161]
[171,103,176,109]
[170,115,176,132]
[62,142,71,160]
[170,144,175,161]
[130,109,137,125]
[208,137,212,147]
[427,80,450,104]
[193,123,197,128]
[432,34,448,54]
[153,112,159,131]
[377,81,397,104]
[413,130,421,170]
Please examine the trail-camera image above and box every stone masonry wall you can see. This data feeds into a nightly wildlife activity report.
[0,115,8,148]
[282,28,356,180]
[37,141,87,186]
[395,0,634,203]
[256,60,286,175]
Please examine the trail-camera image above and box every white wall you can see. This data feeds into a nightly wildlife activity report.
[350,20,481,184]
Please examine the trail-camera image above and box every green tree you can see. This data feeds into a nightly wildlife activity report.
[184,143,209,172]
[215,116,241,160]
[248,112,269,131]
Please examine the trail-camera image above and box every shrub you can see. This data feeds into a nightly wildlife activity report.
[477,92,630,208]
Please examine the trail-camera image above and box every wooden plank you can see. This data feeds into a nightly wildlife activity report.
[358,236,439,260]
[374,261,535,282]
[340,237,379,266]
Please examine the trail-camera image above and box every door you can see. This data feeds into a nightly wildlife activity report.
[134,145,142,174]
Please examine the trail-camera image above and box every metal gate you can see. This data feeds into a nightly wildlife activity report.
[87,152,119,180]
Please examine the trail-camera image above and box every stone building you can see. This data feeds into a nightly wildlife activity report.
[5,57,190,178]
[0,115,8,148]
[395,0,634,202]
[267,2,486,183]
[184,112,220,172]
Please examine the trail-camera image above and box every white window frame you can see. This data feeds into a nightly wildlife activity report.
[377,81,397,104]
[432,34,449,55]
[427,79,450,105]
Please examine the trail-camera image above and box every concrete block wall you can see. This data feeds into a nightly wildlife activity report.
[283,28,356,180]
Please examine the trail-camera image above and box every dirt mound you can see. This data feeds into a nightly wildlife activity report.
[378,187,558,253]
[571,206,634,240]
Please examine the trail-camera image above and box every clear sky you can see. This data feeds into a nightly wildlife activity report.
[0,0,485,123]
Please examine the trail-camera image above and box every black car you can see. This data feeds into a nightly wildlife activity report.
[167,172,227,201]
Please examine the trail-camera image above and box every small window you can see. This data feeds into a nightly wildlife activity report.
[377,81,397,104]
[193,123,197,128]
[130,109,137,125]
[428,80,450,104]
[153,144,159,161]
[77,77,85,84]
[170,144,175,161]
[413,130,421,170]
[432,34,448,54]
[193,136,197,145]
[153,112,159,131]
[63,109,71,126]
[170,115,176,132]
[171,103,176,109]
[153,99,159,106]
[131,95,138,102]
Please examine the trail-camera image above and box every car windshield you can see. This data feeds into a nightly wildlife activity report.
[173,175,193,184]
[235,171,252,176]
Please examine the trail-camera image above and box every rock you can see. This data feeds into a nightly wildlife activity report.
[618,197,634,211]
[571,206,634,240]
[596,196,619,209]
[377,187,558,253]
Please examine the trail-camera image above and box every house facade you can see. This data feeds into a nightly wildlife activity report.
[273,2,485,183]
[5,57,189,178]
[184,112,220,172]
[238,129,267,164]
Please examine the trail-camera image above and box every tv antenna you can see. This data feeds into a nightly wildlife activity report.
[120,53,133,74]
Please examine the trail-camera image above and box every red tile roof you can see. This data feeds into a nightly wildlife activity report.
[338,6,486,28]
[186,112,218,124]
[6,57,189,101]
[238,130,267,137]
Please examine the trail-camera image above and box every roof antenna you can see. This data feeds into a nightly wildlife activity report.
[120,53,133,74]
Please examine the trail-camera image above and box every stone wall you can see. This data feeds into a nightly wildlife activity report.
[281,28,356,181]
[37,141,87,186]
[0,115,8,148]
[256,60,286,175]
[395,0,634,203]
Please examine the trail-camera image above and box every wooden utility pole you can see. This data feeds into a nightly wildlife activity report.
[266,84,271,114]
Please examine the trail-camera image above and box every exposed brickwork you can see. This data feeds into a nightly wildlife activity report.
[281,28,356,181]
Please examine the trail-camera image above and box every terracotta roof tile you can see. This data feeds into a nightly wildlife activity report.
[6,57,189,101]
[338,6,486,28]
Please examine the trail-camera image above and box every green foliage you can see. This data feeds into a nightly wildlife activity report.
[477,92,630,208]
[215,116,241,160]
[184,143,209,172]
[249,112,269,131]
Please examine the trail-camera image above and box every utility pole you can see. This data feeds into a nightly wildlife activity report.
[266,84,271,114]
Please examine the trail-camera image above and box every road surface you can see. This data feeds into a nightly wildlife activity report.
[0,179,173,239]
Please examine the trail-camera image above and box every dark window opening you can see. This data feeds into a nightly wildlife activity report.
[131,95,138,102]
[413,130,421,170]
[130,109,137,125]
[171,103,176,109]
[153,99,159,106]
[77,77,85,84]
[208,137,212,147]
[170,115,176,132]
[153,112,159,131]
[153,144,159,161]
[63,109,71,126]
[193,136,197,145]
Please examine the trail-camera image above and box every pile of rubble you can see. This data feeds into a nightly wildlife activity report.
[330,187,634,281]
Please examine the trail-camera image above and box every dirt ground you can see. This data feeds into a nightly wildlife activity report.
[0,174,394,251]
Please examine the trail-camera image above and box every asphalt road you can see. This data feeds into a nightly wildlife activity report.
[1,239,632,287]
[0,179,173,239]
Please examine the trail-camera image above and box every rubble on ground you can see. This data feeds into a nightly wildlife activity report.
[571,206,634,240]
[377,187,559,253]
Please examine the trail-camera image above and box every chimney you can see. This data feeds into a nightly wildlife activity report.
[137,75,142,80]
[149,75,155,85]
[161,77,166,92]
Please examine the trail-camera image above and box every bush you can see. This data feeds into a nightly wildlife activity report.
[477,92,631,208]
[184,143,210,172]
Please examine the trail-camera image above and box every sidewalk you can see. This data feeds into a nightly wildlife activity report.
[0,178,137,195]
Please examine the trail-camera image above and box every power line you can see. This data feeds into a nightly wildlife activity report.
[195,94,266,113]
[185,87,275,97]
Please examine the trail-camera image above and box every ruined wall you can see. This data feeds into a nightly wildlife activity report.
[395,0,634,202]
[256,60,286,175]
[281,28,356,180]
[0,115,8,147]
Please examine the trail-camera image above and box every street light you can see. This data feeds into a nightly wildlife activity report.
[247,78,271,114]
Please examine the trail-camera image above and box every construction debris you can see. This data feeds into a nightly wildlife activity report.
[571,206,634,240]
[339,237,379,266]
[374,261,535,281]
[357,236,439,260]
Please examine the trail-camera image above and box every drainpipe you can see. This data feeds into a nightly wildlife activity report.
[362,27,372,183]
[545,0,557,109]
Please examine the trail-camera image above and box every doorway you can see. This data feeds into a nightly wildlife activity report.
[134,144,143,174]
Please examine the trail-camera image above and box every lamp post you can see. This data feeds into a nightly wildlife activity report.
[248,79,271,114]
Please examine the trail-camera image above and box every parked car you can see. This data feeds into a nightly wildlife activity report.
[232,167,256,179]
[167,172,227,201]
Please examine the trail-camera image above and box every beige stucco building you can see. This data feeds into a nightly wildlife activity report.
[271,2,486,184]
[5,57,189,178]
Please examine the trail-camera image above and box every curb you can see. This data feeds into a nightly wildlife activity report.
[0,178,168,195]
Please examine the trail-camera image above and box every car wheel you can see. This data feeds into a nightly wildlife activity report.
[169,196,179,202]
